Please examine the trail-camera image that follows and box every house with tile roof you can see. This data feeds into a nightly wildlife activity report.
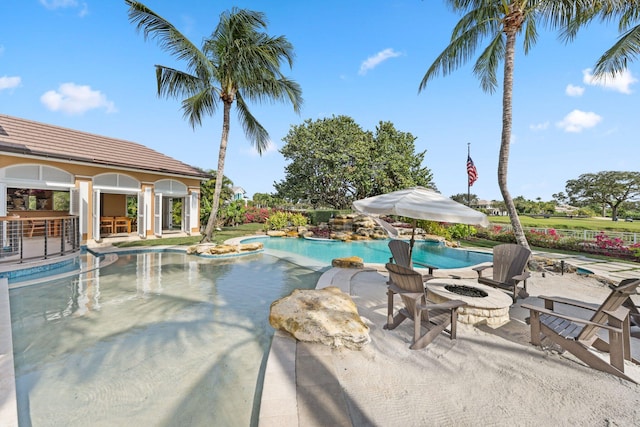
[0,114,210,244]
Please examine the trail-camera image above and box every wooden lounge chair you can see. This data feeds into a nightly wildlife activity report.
[609,282,640,327]
[472,243,531,302]
[522,278,640,383]
[388,239,438,282]
[385,263,465,350]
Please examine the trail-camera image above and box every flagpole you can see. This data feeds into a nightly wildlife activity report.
[467,143,471,207]
[467,143,471,238]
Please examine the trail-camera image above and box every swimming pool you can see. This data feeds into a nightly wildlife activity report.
[9,251,320,426]
[242,237,493,269]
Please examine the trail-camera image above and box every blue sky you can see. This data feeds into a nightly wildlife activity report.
[1,1,637,203]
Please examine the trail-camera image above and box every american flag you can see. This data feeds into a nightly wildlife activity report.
[467,155,478,187]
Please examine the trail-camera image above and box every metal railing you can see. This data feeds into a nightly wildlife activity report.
[490,223,639,245]
[0,215,80,264]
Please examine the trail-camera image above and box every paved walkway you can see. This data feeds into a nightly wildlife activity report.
[258,251,640,426]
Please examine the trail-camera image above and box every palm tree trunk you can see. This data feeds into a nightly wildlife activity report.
[499,26,529,250]
[202,100,232,242]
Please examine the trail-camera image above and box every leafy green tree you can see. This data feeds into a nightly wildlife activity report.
[552,192,568,205]
[418,0,605,249]
[565,171,640,220]
[369,121,433,195]
[275,116,432,209]
[126,2,302,242]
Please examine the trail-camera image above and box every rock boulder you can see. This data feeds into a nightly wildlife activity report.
[269,286,370,350]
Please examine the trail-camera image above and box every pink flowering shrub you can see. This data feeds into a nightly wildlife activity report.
[244,207,271,224]
[476,227,640,260]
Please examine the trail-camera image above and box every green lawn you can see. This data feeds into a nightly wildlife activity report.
[113,223,264,248]
[488,215,640,232]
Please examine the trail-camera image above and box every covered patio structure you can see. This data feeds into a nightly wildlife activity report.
[0,114,210,256]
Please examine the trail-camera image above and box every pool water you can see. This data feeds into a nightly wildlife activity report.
[9,251,320,426]
[242,237,493,269]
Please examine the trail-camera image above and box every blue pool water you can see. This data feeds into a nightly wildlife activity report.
[242,237,493,269]
[9,251,319,426]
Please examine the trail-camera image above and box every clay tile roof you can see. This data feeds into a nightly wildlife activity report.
[0,114,211,179]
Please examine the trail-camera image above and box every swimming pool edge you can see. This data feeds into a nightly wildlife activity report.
[0,278,18,427]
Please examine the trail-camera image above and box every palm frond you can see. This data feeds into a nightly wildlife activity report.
[155,66,200,99]
[593,24,640,76]
[473,34,503,94]
[181,88,219,128]
[235,94,269,154]
[125,1,210,75]
[419,3,502,93]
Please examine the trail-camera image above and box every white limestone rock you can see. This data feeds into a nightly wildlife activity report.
[269,286,370,350]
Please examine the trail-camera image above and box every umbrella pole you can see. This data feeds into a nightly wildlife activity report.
[409,219,416,258]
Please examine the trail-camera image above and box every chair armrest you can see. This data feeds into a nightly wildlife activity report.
[472,264,492,277]
[417,299,466,311]
[512,272,531,282]
[413,261,438,274]
[521,303,624,333]
[537,295,598,312]
[603,306,632,323]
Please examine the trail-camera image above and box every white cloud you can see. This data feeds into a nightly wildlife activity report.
[556,109,602,133]
[565,84,584,97]
[39,0,78,9]
[78,2,89,17]
[0,76,21,90]
[359,48,401,75]
[40,0,88,16]
[40,83,116,115]
[582,68,637,94]
[529,121,549,131]
[0,45,5,56]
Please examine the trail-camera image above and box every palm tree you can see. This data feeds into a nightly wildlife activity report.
[125,2,303,242]
[418,1,609,249]
[562,2,640,77]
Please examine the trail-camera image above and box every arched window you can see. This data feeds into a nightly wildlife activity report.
[1,164,74,188]
[93,173,140,194]
[154,179,188,196]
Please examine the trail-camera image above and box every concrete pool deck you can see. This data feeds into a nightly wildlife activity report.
[258,252,640,426]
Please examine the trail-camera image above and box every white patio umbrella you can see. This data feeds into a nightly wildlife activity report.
[352,186,490,255]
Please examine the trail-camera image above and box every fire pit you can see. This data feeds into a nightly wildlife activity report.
[445,284,488,298]
[427,279,512,327]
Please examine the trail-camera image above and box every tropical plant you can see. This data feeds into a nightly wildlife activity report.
[125,2,302,242]
[264,211,290,231]
[418,0,608,250]
[263,211,308,230]
[220,200,246,227]
[199,170,234,227]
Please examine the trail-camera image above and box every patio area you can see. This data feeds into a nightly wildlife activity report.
[259,260,640,426]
